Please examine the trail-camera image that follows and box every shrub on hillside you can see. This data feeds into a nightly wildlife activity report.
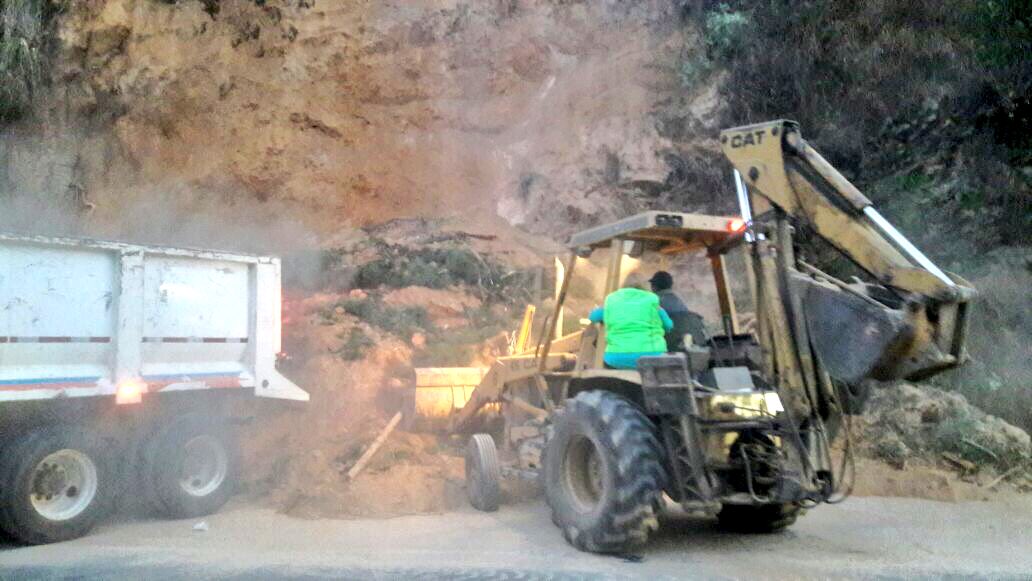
[702,0,1030,237]
[0,0,62,122]
[339,239,535,304]
[321,297,432,340]
[679,3,749,87]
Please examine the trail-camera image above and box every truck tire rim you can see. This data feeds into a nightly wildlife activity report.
[179,435,228,498]
[563,435,604,513]
[30,449,99,522]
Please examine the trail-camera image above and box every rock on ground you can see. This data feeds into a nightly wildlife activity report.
[859,382,1031,471]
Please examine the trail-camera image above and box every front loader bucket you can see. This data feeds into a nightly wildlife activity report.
[410,367,488,431]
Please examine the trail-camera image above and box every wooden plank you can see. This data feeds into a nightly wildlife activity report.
[347,412,403,480]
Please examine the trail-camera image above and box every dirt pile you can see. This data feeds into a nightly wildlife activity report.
[237,222,550,518]
[238,291,467,518]
[272,429,467,520]
[857,382,1031,485]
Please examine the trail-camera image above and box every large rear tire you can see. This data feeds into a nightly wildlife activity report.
[140,414,238,519]
[0,426,113,544]
[543,390,666,553]
[465,434,501,512]
[717,502,802,533]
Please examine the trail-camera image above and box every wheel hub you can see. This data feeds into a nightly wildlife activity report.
[33,463,68,498]
[29,449,98,522]
[563,435,605,514]
[179,435,228,498]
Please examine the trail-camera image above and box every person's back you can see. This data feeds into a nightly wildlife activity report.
[588,274,672,369]
[649,271,707,350]
[603,288,668,355]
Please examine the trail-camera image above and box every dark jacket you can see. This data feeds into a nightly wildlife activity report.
[656,289,707,350]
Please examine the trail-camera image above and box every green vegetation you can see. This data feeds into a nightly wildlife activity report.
[693,0,1030,245]
[702,3,748,62]
[934,413,1029,468]
[322,296,431,339]
[872,435,909,469]
[0,0,62,123]
[334,328,375,361]
[320,234,531,364]
[675,0,1031,241]
[321,295,513,366]
[328,238,536,304]
[972,0,1032,76]
[679,3,749,86]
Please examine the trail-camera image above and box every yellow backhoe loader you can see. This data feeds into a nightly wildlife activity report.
[413,120,975,553]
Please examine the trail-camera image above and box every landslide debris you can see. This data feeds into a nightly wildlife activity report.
[858,382,1031,485]
[237,221,550,518]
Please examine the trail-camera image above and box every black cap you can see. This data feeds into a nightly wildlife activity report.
[648,271,673,290]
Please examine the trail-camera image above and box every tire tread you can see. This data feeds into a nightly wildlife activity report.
[0,426,112,544]
[545,391,667,553]
[466,433,501,512]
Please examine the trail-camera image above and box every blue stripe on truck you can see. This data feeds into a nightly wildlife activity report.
[0,372,241,386]
[0,376,102,386]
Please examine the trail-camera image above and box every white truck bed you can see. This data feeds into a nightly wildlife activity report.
[0,232,308,403]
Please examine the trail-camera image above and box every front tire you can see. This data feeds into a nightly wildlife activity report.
[0,426,114,544]
[543,390,666,553]
[465,434,501,512]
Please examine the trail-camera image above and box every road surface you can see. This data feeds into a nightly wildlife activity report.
[2,495,1030,579]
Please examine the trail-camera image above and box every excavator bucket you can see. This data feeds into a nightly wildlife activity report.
[799,276,970,384]
[800,280,909,384]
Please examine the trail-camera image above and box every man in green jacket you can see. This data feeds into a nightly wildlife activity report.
[588,273,674,369]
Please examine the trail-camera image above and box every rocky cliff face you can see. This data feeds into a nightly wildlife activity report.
[0,0,723,246]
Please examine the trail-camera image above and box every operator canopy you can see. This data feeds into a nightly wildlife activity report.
[567,211,745,256]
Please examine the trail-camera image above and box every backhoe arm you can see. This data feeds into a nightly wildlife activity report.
[720,120,975,384]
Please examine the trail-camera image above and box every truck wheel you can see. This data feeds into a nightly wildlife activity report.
[142,414,238,519]
[543,390,666,553]
[717,502,802,533]
[465,434,501,512]
[0,426,113,544]
[135,425,172,516]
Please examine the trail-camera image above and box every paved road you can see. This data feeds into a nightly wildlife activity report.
[1,496,1030,579]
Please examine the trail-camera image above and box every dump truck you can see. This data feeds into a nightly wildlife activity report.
[414,120,975,553]
[0,233,308,544]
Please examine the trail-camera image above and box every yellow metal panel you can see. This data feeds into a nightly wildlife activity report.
[415,367,489,388]
[710,254,739,334]
[720,121,800,214]
[513,304,536,354]
[413,367,490,420]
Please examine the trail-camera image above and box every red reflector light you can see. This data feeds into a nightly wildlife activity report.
[116,379,147,405]
[727,218,746,233]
